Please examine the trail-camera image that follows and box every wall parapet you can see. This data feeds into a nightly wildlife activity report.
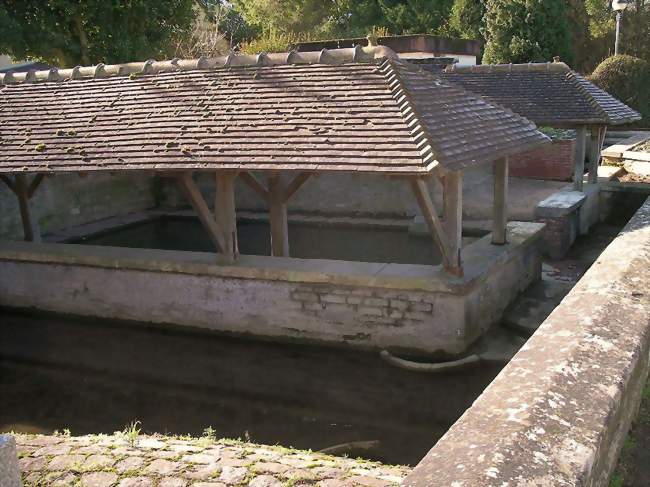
[405,196,650,486]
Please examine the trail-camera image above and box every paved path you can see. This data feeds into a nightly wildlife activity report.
[16,433,410,486]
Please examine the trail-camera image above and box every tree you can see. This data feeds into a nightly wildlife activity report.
[378,0,455,35]
[0,0,196,68]
[585,0,650,64]
[482,0,572,65]
[590,55,650,126]
[448,0,485,41]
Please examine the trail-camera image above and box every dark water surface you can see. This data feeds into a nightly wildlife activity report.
[70,217,442,266]
[0,308,503,465]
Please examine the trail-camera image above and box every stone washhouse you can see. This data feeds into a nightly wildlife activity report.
[0,45,549,356]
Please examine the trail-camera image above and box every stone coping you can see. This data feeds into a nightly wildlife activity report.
[404,196,650,486]
[14,433,409,486]
[535,190,586,218]
[0,221,544,294]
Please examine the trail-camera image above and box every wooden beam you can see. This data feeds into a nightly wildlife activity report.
[410,178,459,274]
[28,174,45,198]
[268,174,290,257]
[0,175,17,195]
[215,172,238,262]
[574,126,587,191]
[239,172,270,202]
[492,157,508,245]
[14,174,41,243]
[176,172,227,254]
[443,170,463,270]
[283,172,311,203]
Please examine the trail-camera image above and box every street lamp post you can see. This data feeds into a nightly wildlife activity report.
[612,0,629,55]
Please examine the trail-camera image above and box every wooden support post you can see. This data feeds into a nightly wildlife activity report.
[215,172,238,262]
[574,125,587,191]
[176,172,227,256]
[443,170,463,269]
[14,175,42,243]
[410,178,460,275]
[492,157,508,245]
[587,126,603,184]
[268,174,290,257]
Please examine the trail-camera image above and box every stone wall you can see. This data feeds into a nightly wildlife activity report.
[405,196,650,486]
[0,173,157,240]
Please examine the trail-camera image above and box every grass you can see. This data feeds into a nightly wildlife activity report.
[116,420,141,447]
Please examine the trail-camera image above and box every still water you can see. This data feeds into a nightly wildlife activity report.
[69,216,444,265]
[0,308,503,465]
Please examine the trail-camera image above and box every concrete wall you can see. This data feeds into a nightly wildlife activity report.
[0,222,543,357]
[405,196,650,486]
[161,165,560,222]
[0,173,157,240]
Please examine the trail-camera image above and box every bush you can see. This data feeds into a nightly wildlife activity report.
[590,55,650,127]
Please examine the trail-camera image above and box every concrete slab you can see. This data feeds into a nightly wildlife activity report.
[536,191,586,218]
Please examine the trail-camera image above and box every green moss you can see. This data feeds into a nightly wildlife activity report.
[34,143,46,152]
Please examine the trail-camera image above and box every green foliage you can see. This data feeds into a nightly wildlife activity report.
[448,0,485,40]
[0,0,196,68]
[483,0,573,64]
[377,0,455,34]
[239,30,312,54]
[590,55,650,126]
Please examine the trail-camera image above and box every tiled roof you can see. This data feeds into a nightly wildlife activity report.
[0,47,548,175]
[440,62,641,127]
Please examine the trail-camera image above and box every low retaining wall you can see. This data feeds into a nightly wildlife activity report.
[510,138,575,181]
[405,196,650,486]
[0,222,543,357]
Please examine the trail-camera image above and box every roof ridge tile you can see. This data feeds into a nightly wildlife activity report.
[0,45,399,86]
[380,59,442,171]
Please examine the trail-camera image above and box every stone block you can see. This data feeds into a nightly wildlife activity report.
[536,190,586,218]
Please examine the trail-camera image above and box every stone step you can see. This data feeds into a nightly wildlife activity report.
[503,280,573,335]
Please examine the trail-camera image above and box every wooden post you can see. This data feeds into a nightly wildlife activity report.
[410,178,460,275]
[587,126,602,184]
[215,172,238,262]
[574,126,587,191]
[268,173,289,257]
[14,175,42,243]
[492,157,508,245]
[443,171,463,269]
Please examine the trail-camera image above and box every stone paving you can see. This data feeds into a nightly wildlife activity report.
[14,433,410,486]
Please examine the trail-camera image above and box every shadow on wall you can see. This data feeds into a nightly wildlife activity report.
[0,173,157,240]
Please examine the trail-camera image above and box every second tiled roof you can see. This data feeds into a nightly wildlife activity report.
[440,62,641,127]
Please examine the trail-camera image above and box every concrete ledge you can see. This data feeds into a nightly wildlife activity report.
[405,196,650,486]
[536,191,586,218]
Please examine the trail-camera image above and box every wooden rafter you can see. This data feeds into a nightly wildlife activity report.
[176,172,227,255]
[410,177,461,275]
[239,171,311,257]
[1,173,44,242]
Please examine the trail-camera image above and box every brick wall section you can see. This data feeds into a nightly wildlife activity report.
[537,213,579,259]
[509,139,575,181]
[291,283,437,333]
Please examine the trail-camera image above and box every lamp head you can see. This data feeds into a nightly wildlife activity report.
[612,0,629,12]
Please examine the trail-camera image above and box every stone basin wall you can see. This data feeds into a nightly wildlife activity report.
[405,196,650,486]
